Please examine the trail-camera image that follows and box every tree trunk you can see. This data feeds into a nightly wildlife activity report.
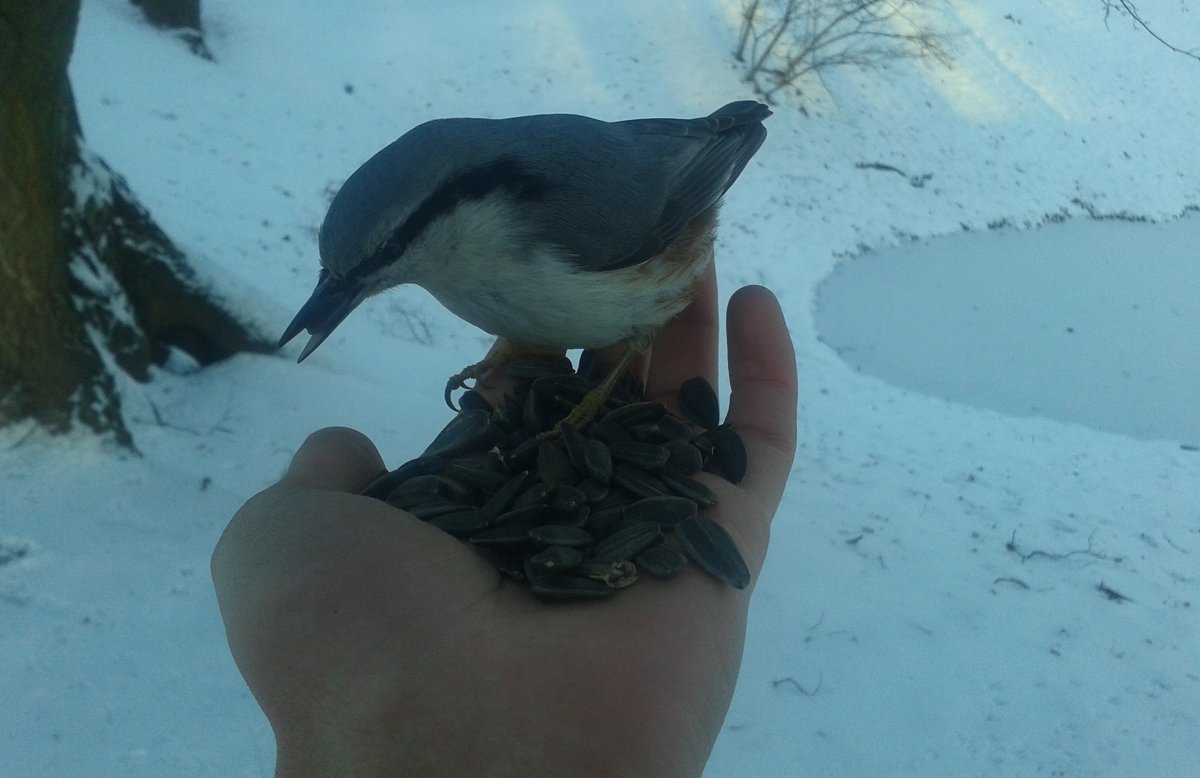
[131,0,200,31]
[130,0,211,59]
[0,0,268,446]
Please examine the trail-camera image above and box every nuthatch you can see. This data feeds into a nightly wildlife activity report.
[278,101,770,419]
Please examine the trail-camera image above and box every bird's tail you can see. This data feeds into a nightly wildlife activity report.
[701,101,772,133]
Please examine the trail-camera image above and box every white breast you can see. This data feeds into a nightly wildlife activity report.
[402,196,714,349]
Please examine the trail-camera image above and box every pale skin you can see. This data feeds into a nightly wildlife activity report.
[212,267,798,777]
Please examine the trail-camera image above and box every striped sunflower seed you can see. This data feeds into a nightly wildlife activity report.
[386,475,469,510]
[592,521,663,562]
[661,439,704,477]
[635,545,687,579]
[529,573,614,602]
[537,439,578,486]
[608,441,670,469]
[612,463,672,499]
[603,401,666,428]
[578,559,639,589]
[623,495,698,527]
[706,427,748,485]
[361,455,445,501]
[675,516,751,589]
[409,502,479,521]
[588,418,634,446]
[528,525,594,548]
[583,439,613,485]
[658,472,719,508]
[425,509,489,537]
[423,409,500,459]
[528,545,584,572]
[469,525,537,548]
[559,422,589,471]
[679,376,720,429]
[478,470,534,524]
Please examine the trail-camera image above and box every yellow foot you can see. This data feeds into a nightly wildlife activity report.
[445,339,568,411]
[537,344,641,439]
[444,361,487,411]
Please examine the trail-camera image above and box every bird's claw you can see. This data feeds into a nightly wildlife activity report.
[444,373,472,412]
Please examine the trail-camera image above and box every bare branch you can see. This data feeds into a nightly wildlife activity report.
[734,0,955,104]
[1102,0,1200,62]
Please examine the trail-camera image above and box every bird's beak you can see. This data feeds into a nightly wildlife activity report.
[277,273,368,362]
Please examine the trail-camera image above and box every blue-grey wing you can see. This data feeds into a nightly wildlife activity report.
[595,101,770,270]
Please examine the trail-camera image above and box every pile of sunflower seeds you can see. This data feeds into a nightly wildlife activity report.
[361,351,750,602]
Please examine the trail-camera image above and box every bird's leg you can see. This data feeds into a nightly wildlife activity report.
[540,333,652,439]
[445,338,565,410]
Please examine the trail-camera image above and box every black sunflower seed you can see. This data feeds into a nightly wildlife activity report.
[576,348,600,381]
[529,574,614,602]
[508,436,542,471]
[532,373,594,404]
[360,455,445,501]
[559,422,589,471]
[707,427,748,485]
[537,439,578,486]
[386,475,468,510]
[575,478,610,504]
[592,521,663,562]
[513,481,553,509]
[457,390,493,413]
[588,504,629,537]
[528,545,584,572]
[478,470,534,524]
[603,401,666,428]
[654,414,696,442]
[529,525,594,548]
[679,376,720,429]
[635,545,687,579]
[661,439,704,477]
[588,419,634,446]
[409,502,478,521]
[504,357,574,380]
[523,386,552,434]
[425,509,489,537]
[612,463,672,499]
[423,409,500,459]
[675,516,750,589]
[493,502,553,527]
[658,472,719,508]
[583,439,613,484]
[447,460,509,492]
[548,484,587,514]
[623,495,698,527]
[577,559,639,589]
[469,525,537,548]
[608,441,670,469]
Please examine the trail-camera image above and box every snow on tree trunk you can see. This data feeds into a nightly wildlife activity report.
[0,0,269,446]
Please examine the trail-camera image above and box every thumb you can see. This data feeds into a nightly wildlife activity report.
[281,427,386,493]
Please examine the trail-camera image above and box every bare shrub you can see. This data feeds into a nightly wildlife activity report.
[735,0,954,104]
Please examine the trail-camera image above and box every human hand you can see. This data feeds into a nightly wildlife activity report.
[212,269,797,776]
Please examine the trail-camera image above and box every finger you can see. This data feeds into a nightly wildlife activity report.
[644,262,720,403]
[281,426,387,493]
[725,286,798,508]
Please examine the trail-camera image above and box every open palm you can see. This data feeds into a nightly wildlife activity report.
[212,271,796,776]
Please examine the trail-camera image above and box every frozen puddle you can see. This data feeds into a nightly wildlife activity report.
[814,213,1200,443]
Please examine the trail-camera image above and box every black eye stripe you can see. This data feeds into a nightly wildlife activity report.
[351,157,545,280]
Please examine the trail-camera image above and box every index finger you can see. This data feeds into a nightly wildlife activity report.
[725,286,798,509]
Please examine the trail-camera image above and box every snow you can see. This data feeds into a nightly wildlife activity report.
[3,0,1198,774]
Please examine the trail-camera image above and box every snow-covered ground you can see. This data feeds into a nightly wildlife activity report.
[2,0,1198,774]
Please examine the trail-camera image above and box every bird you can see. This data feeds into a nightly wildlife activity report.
[278,101,770,423]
